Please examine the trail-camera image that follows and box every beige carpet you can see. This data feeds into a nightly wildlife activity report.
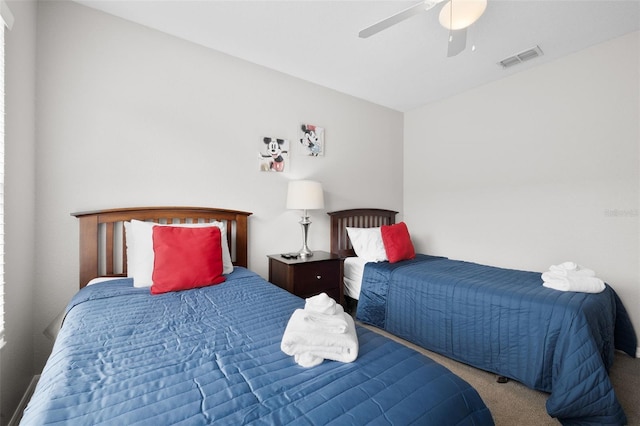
[360,323,639,425]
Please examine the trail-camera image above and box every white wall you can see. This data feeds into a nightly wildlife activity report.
[33,1,403,368]
[404,31,640,345]
[2,0,37,423]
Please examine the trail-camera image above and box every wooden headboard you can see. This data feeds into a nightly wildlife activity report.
[71,207,252,288]
[327,208,398,258]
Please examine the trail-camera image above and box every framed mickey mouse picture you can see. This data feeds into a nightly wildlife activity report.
[299,124,324,156]
[258,137,289,172]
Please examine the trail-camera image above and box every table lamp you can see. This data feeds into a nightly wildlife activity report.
[286,180,324,258]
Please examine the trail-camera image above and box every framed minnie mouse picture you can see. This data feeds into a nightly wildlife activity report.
[258,137,289,172]
[299,124,324,156]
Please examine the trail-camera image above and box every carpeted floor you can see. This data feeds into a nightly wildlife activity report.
[360,323,639,425]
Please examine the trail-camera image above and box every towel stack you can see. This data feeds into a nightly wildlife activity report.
[281,293,359,368]
[541,261,605,293]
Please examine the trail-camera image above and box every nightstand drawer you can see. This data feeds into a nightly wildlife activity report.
[294,262,340,298]
[267,251,343,303]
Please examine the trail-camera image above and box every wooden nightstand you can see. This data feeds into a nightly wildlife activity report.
[268,251,342,303]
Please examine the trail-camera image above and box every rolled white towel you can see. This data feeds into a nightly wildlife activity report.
[549,262,595,277]
[303,304,348,334]
[305,292,337,315]
[294,352,324,368]
[550,261,579,271]
[541,271,605,293]
[281,309,359,368]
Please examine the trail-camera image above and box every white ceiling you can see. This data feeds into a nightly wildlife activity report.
[74,0,640,112]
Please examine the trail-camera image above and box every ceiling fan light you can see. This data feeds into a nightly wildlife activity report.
[439,0,487,30]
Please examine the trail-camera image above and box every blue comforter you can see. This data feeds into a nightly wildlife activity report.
[22,268,493,425]
[357,254,637,425]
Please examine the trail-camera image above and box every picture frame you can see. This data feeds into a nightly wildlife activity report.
[259,137,289,172]
[299,124,324,156]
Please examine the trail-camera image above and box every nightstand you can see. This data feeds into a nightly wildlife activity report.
[268,251,342,303]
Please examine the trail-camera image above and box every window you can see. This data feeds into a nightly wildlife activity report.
[0,0,13,349]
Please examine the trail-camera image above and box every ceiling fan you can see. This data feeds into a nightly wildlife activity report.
[359,0,488,57]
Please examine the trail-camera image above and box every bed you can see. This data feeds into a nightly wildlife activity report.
[328,208,638,426]
[21,206,493,425]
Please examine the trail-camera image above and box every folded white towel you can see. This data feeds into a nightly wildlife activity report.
[281,308,359,368]
[304,292,337,315]
[541,271,605,293]
[303,304,348,334]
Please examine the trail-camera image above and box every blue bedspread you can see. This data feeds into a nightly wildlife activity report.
[22,268,493,425]
[357,254,637,425]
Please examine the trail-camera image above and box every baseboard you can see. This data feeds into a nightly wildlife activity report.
[8,374,40,426]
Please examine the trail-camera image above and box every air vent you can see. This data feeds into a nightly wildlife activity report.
[498,45,544,69]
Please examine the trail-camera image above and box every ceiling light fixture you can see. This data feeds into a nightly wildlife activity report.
[438,0,487,30]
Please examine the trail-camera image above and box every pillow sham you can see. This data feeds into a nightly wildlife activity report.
[346,227,387,262]
[125,219,233,288]
[151,226,225,294]
[381,222,416,263]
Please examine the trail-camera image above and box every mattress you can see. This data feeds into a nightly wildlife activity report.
[22,267,493,425]
[356,254,637,425]
[343,256,367,300]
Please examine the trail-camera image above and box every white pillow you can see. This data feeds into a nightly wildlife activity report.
[86,277,124,286]
[346,227,388,262]
[125,219,233,288]
[124,221,135,278]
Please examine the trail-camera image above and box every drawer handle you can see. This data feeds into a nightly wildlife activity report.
[316,275,322,280]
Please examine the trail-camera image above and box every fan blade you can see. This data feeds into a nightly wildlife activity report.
[446,27,467,57]
[359,0,442,39]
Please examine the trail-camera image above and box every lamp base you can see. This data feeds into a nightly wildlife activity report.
[297,214,313,258]
[298,248,313,258]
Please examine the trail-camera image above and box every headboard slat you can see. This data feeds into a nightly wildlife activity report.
[328,208,398,258]
[105,222,115,276]
[72,207,252,288]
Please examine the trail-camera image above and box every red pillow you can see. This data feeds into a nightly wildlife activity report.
[381,222,416,263]
[150,226,225,294]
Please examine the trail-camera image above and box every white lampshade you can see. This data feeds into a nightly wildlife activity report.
[439,0,487,30]
[286,180,324,210]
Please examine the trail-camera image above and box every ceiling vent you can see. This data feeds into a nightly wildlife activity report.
[498,46,544,69]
